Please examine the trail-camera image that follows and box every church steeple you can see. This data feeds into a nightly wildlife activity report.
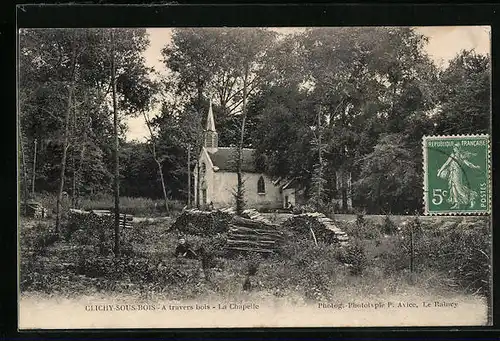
[204,99,218,153]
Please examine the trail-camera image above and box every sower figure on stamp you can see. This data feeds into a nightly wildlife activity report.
[437,143,480,209]
[174,238,198,259]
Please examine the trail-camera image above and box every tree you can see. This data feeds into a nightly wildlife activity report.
[434,50,490,135]
[52,30,80,235]
[162,28,277,212]
[19,28,151,235]
[142,109,169,214]
[353,134,421,214]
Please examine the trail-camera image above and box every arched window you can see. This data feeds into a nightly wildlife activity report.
[257,176,265,194]
[201,162,206,176]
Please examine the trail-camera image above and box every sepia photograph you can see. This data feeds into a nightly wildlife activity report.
[17,25,492,329]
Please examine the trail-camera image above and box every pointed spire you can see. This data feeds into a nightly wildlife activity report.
[206,98,216,132]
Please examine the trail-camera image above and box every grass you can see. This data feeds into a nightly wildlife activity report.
[19,213,491,309]
[19,212,491,328]
[30,192,185,217]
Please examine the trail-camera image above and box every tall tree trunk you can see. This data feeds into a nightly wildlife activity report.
[31,139,37,197]
[141,110,169,215]
[317,108,323,207]
[236,68,248,215]
[71,104,77,207]
[74,144,86,208]
[195,83,203,208]
[55,44,77,235]
[187,144,191,207]
[156,160,169,213]
[111,29,120,256]
[18,121,29,211]
[341,169,348,212]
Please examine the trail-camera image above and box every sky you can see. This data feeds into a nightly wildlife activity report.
[125,26,491,142]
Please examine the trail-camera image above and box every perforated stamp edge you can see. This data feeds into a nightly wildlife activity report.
[422,134,491,216]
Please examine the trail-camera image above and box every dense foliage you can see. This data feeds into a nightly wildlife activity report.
[19,28,490,215]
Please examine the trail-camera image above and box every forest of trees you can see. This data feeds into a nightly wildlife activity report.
[18,27,490,215]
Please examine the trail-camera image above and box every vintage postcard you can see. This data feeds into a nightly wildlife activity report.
[18,25,492,329]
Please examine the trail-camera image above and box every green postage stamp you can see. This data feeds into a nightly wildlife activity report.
[423,135,491,215]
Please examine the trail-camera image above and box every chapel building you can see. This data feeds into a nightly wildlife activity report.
[193,101,300,210]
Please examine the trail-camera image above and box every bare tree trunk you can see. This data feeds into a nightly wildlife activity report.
[340,168,348,212]
[71,104,77,207]
[55,44,77,235]
[141,110,169,215]
[111,29,121,256]
[18,121,29,212]
[74,144,86,208]
[31,139,37,197]
[157,160,169,214]
[195,83,203,209]
[187,144,191,207]
[196,162,200,208]
[236,67,248,215]
[317,109,323,206]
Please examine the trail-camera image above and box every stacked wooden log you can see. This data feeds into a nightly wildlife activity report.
[92,210,134,229]
[225,215,284,255]
[170,209,233,235]
[241,208,275,225]
[282,212,349,246]
[21,201,46,218]
[69,209,134,229]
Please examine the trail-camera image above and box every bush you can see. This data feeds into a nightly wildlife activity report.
[65,211,137,256]
[20,222,59,256]
[381,215,398,235]
[390,217,491,295]
[340,218,381,240]
[336,242,367,276]
[273,239,344,301]
[74,250,205,288]
[174,233,228,256]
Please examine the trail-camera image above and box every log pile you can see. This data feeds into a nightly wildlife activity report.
[20,201,46,218]
[282,212,349,246]
[68,209,134,229]
[170,209,233,235]
[241,208,275,226]
[171,207,283,255]
[225,215,283,255]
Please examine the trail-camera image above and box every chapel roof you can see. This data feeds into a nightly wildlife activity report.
[207,147,257,173]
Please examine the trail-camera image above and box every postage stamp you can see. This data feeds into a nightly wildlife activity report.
[423,135,491,215]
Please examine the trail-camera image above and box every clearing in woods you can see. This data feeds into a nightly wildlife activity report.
[18,213,490,327]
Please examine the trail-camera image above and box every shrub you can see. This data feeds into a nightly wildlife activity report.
[273,238,344,300]
[336,242,367,276]
[75,252,202,286]
[20,222,60,256]
[355,211,366,226]
[390,217,491,295]
[173,233,228,256]
[339,219,381,240]
[381,215,398,235]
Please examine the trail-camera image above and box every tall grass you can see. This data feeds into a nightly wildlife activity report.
[32,192,184,217]
[79,195,184,216]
